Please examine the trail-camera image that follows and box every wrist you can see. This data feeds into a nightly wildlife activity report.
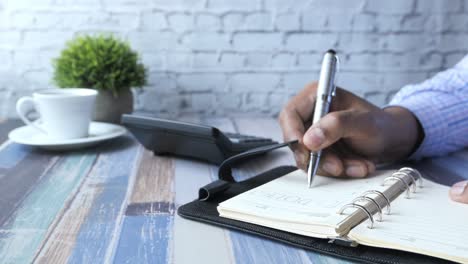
[380,106,424,163]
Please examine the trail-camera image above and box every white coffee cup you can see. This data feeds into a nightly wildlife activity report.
[16,88,97,140]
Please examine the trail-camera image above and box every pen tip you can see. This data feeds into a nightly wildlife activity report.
[326,49,336,55]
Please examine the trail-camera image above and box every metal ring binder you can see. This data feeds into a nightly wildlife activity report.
[383,175,411,198]
[393,171,417,193]
[399,167,423,188]
[334,167,423,235]
[338,203,374,229]
[362,190,391,214]
[352,196,383,221]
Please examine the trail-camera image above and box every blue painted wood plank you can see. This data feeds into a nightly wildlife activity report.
[66,137,139,264]
[114,215,173,264]
[229,230,309,264]
[0,152,97,263]
[113,151,175,263]
[227,202,356,264]
[0,142,31,169]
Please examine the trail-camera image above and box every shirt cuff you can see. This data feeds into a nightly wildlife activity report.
[387,92,449,160]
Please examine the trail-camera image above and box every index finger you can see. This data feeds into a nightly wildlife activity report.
[286,82,318,122]
[279,83,318,140]
[278,106,310,169]
[279,83,318,169]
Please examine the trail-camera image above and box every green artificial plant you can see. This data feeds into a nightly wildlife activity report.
[53,34,147,96]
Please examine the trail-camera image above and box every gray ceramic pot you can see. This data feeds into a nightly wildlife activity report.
[93,89,133,124]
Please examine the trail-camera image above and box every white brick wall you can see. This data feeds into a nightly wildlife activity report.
[0,0,467,118]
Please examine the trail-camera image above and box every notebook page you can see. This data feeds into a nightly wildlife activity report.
[349,179,468,263]
[218,169,394,238]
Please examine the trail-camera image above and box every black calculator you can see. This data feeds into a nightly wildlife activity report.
[121,114,278,164]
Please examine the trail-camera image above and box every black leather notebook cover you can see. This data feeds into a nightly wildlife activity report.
[177,142,455,264]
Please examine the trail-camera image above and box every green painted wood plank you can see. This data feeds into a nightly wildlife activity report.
[0,151,97,263]
[0,144,57,228]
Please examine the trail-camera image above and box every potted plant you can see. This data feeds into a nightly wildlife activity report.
[53,34,147,123]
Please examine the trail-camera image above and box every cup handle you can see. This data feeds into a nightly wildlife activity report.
[16,97,47,134]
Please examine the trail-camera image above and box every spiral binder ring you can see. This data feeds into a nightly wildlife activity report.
[362,190,391,214]
[383,175,411,198]
[335,167,423,234]
[338,203,374,229]
[352,196,383,221]
[393,171,417,193]
[399,167,423,188]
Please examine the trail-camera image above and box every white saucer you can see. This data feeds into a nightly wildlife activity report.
[8,122,127,151]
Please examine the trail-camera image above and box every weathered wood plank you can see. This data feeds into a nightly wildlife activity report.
[0,142,32,169]
[66,137,139,264]
[0,151,97,263]
[129,152,174,206]
[113,150,175,263]
[172,117,235,264]
[173,159,235,264]
[114,215,173,263]
[35,136,139,264]
[0,119,22,144]
[0,144,58,227]
[229,231,311,263]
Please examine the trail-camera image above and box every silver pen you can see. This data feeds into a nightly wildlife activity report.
[307,49,339,188]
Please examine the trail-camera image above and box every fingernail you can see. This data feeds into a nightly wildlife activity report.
[323,161,337,175]
[346,165,365,178]
[451,181,468,196]
[309,127,325,148]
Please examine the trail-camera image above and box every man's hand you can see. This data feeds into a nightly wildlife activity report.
[279,82,423,178]
[279,82,468,205]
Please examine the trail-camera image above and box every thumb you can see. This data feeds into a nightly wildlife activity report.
[449,181,468,204]
[303,110,371,152]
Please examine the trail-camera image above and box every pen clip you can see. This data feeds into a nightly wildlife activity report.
[331,53,340,97]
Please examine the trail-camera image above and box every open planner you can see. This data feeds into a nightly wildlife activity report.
[217,168,468,263]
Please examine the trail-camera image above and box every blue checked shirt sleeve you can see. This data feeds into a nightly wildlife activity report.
[388,55,468,159]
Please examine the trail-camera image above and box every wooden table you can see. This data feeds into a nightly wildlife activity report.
[0,117,467,264]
